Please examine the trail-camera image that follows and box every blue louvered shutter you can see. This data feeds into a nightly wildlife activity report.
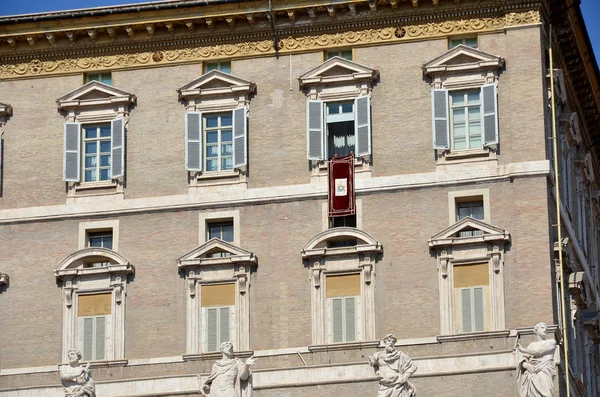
[432,89,450,150]
[186,112,202,171]
[482,84,499,146]
[307,100,324,160]
[110,118,124,178]
[354,96,371,156]
[64,122,81,182]
[232,107,247,168]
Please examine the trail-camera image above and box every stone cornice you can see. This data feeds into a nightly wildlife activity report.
[0,9,541,80]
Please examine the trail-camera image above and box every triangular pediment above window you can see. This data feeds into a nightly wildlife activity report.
[177,238,257,269]
[177,70,256,101]
[428,217,510,248]
[423,45,504,76]
[56,81,136,110]
[299,56,379,87]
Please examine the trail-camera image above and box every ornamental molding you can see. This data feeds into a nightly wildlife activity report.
[0,11,540,80]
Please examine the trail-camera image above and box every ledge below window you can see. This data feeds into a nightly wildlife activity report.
[436,330,510,342]
[308,340,380,352]
[310,156,371,183]
[66,180,124,204]
[436,147,498,168]
[183,350,253,362]
[189,168,247,189]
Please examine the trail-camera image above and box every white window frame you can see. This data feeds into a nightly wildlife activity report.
[199,210,240,246]
[448,189,490,226]
[78,313,111,361]
[449,37,478,49]
[327,293,360,343]
[178,239,256,355]
[324,49,353,61]
[203,60,232,74]
[79,219,120,251]
[302,228,381,346]
[203,112,234,173]
[84,72,112,85]
[458,285,486,333]
[55,248,133,362]
[449,90,483,151]
[202,303,234,352]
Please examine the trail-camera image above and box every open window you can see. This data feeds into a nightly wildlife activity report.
[178,70,255,189]
[299,56,378,176]
[56,82,136,202]
[302,227,381,346]
[423,45,504,163]
[55,248,134,362]
[429,217,510,335]
[178,239,256,355]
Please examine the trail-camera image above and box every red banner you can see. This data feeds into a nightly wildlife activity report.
[328,154,355,217]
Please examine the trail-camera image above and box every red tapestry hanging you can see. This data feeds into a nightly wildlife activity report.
[328,154,355,217]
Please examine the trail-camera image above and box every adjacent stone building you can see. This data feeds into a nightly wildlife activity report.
[0,0,599,396]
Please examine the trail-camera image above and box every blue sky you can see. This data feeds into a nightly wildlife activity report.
[1,0,599,63]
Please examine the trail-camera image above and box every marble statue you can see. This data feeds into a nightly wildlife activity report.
[201,341,256,397]
[368,334,417,397]
[516,322,557,397]
[59,349,95,397]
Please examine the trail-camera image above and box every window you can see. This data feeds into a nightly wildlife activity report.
[201,284,234,352]
[330,214,357,228]
[423,45,503,159]
[457,200,484,237]
[207,221,234,242]
[325,49,352,61]
[449,37,477,49]
[79,220,119,251]
[55,248,133,362]
[299,56,378,166]
[88,231,113,249]
[449,90,482,151]
[78,293,111,361]
[178,72,254,186]
[302,228,381,346]
[429,218,509,335]
[454,264,489,333]
[82,124,112,182]
[199,210,240,245]
[204,113,233,172]
[326,274,360,343]
[203,61,231,74]
[178,239,256,355]
[85,72,112,85]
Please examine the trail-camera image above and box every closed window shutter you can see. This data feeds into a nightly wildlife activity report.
[232,107,247,168]
[354,96,371,156]
[64,122,81,182]
[344,297,356,342]
[206,307,218,352]
[473,287,485,332]
[460,288,472,333]
[432,89,450,150]
[306,100,324,160]
[185,112,202,171]
[95,316,106,360]
[332,298,344,342]
[219,307,230,344]
[482,84,498,146]
[82,317,94,361]
[110,118,125,178]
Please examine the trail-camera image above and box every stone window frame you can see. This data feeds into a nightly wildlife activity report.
[321,198,363,231]
[177,70,255,190]
[298,56,379,178]
[301,227,381,347]
[55,247,134,362]
[56,81,136,202]
[78,219,120,251]
[423,45,505,165]
[448,188,490,225]
[429,217,509,336]
[199,210,240,246]
[177,239,256,356]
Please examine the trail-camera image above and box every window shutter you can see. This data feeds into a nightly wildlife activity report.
[306,100,324,160]
[354,96,371,156]
[185,112,203,171]
[95,316,106,360]
[482,84,498,146]
[344,297,356,342]
[432,89,450,150]
[460,288,472,333]
[232,107,247,168]
[206,307,218,352]
[219,307,231,345]
[64,122,81,182]
[332,298,344,342]
[110,118,125,178]
[473,287,485,332]
[83,317,94,361]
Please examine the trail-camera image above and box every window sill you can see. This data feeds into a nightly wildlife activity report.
[78,359,128,368]
[183,350,253,362]
[310,156,371,182]
[436,330,510,342]
[308,340,379,352]
[66,180,124,204]
[436,147,497,167]
[189,168,247,189]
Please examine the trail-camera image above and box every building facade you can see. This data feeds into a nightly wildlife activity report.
[0,0,599,396]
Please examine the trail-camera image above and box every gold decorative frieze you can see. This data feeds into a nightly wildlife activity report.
[0,11,540,80]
